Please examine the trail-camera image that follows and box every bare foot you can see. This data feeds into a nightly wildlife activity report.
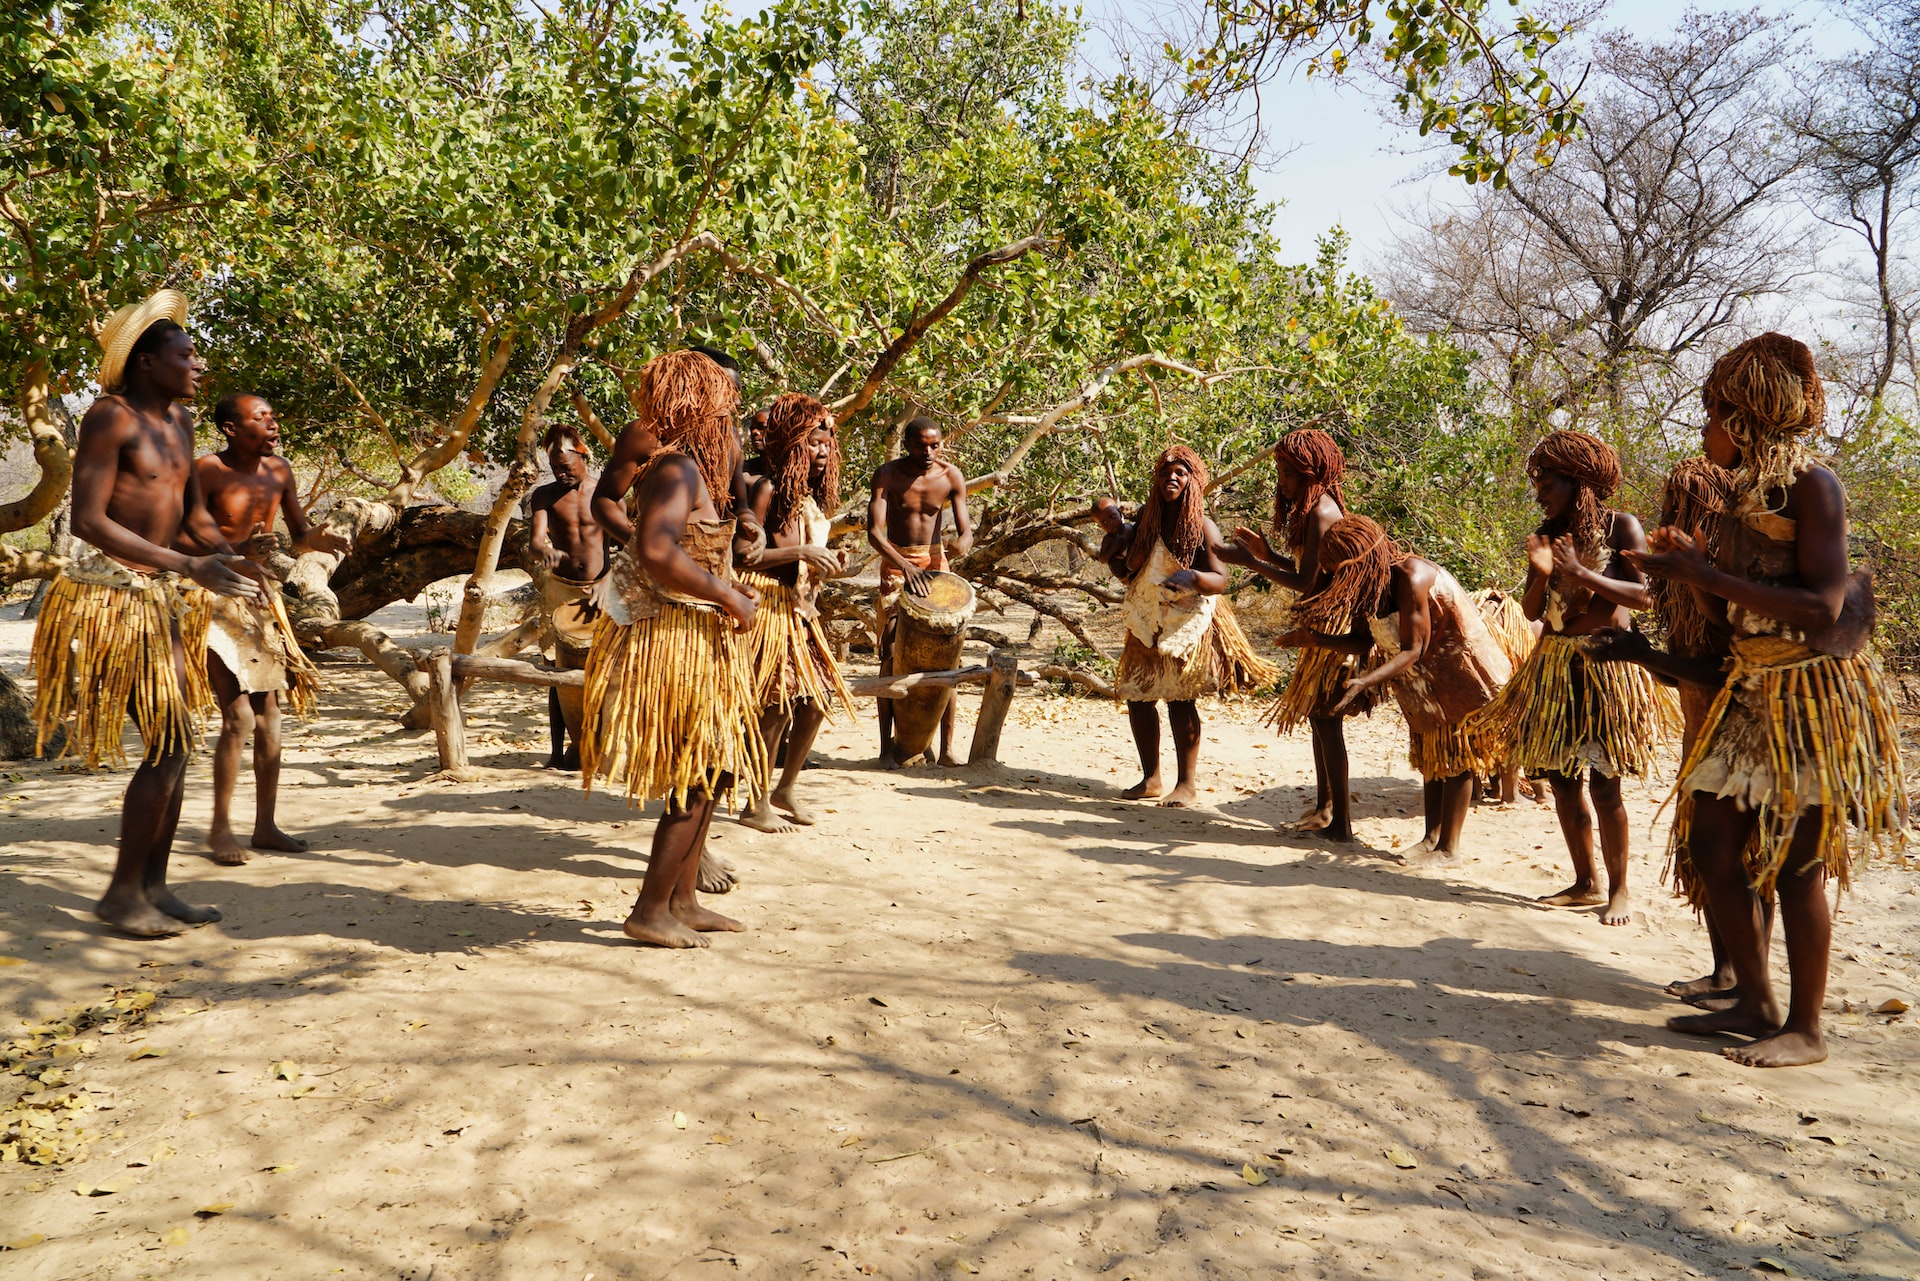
[673,901,746,933]
[696,851,738,895]
[1724,1028,1826,1068]
[1539,883,1605,908]
[1405,832,1439,858]
[739,804,797,834]
[770,789,816,826]
[938,752,962,767]
[1599,890,1632,926]
[1686,994,1740,1012]
[1291,806,1334,832]
[1668,1006,1781,1039]
[1411,845,1463,868]
[250,826,310,854]
[1122,774,1165,800]
[1664,972,1734,1001]
[150,889,221,925]
[207,830,250,866]
[879,749,901,771]
[1156,782,1199,808]
[623,908,708,948]
[95,893,184,938]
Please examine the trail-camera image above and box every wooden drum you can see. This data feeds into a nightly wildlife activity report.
[890,570,976,761]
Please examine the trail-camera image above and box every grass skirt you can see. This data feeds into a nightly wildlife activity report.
[30,570,213,767]
[1264,644,1377,732]
[580,603,767,810]
[737,569,854,721]
[1667,636,1907,898]
[1409,719,1503,782]
[1470,633,1676,779]
[1115,598,1280,703]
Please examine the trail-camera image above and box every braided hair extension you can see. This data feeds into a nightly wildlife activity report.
[763,391,839,536]
[1702,332,1825,510]
[1126,445,1211,575]
[1272,428,1348,553]
[1295,514,1404,636]
[632,349,741,517]
[1527,429,1622,556]
[1652,455,1733,657]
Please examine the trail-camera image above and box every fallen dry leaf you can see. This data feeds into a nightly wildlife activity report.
[1,1234,46,1250]
[1242,1163,1268,1186]
[1875,998,1908,1014]
[157,1226,188,1247]
[1385,1147,1418,1169]
[1753,1258,1802,1277]
[195,1204,234,1218]
[839,1135,864,1148]
[672,1112,688,1130]
[273,1061,299,1081]
[128,1047,166,1060]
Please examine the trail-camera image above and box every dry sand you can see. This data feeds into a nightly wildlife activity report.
[3,602,1918,1281]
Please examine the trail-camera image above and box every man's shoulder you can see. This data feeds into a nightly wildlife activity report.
[530,479,566,505]
[1605,509,1644,546]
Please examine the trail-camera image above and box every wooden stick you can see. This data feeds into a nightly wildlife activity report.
[425,650,468,771]
[968,649,1020,765]
[449,653,585,690]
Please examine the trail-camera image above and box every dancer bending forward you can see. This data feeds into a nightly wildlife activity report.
[1275,516,1510,862]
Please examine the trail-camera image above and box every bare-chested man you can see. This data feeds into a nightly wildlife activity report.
[30,292,267,936]
[193,393,343,864]
[866,416,973,767]
[529,423,607,770]
[582,349,764,948]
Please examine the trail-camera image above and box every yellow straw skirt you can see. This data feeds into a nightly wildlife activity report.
[1409,719,1504,781]
[1115,598,1280,703]
[1666,637,1908,898]
[1470,633,1677,779]
[736,569,855,721]
[29,573,213,767]
[1264,644,1376,732]
[580,604,766,811]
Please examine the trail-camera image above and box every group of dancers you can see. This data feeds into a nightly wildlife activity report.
[26,289,1909,1069]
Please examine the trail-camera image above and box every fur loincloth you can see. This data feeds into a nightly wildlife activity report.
[1470,633,1677,779]
[1116,599,1278,703]
[29,548,214,766]
[204,587,319,714]
[737,567,855,721]
[539,569,605,669]
[1667,635,1907,898]
[580,520,766,809]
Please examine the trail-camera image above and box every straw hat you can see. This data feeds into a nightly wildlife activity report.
[97,289,189,391]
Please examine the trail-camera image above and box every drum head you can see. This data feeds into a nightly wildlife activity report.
[900,570,976,628]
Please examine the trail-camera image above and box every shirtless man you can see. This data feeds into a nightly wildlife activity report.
[529,424,607,770]
[866,417,973,767]
[30,292,266,936]
[743,405,772,481]
[193,393,344,864]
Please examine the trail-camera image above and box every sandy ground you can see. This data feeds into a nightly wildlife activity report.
[3,600,1919,1281]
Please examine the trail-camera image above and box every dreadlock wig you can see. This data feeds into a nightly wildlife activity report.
[1295,515,1399,636]
[1126,445,1210,576]
[763,392,839,536]
[1652,456,1734,660]
[1701,332,1825,507]
[1527,429,1622,555]
[632,349,740,517]
[1272,429,1348,553]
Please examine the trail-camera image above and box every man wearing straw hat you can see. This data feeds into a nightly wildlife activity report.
[29,290,269,937]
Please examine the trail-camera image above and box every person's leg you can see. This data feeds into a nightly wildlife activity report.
[545,686,568,769]
[1122,700,1164,799]
[1669,794,1780,1040]
[1724,830,1830,1067]
[877,614,898,769]
[625,791,720,948]
[1539,770,1604,906]
[1673,897,1777,1007]
[1411,776,1442,854]
[1590,771,1631,925]
[770,701,827,823]
[1420,773,1473,866]
[1304,714,1353,841]
[1297,718,1335,828]
[1499,764,1521,804]
[206,655,253,866]
[937,684,961,766]
[670,781,745,935]
[249,690,307,852]
[742,705,798,833]
[1158,700,1202,807]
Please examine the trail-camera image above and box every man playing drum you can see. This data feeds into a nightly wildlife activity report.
[866,416,973,767]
